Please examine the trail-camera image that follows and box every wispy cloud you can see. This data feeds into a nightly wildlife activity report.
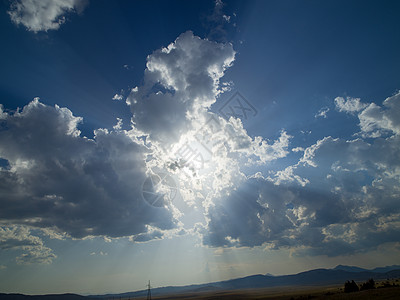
[315,107,330,119]
[112,94,124,101]
[203,0,235,41]
[0,226,56,264]
[90,251,108,256]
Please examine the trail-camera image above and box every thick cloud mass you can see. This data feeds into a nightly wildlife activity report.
[127,31,235,146]
[0,99,177,242]
[125,32,291,208]
[203,92,400,256]
[0,32,244,263]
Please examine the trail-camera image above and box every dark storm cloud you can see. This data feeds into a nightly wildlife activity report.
[0,100,177,240]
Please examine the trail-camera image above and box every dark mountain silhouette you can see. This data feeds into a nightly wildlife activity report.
[333,264,400,273]
[371,265,400,273]
[333,265,368,272]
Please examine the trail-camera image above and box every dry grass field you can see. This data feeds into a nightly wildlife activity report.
[125,281,400,300]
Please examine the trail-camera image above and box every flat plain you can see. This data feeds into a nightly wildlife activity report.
[129,284,400,300]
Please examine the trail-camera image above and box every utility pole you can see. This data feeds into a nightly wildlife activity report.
[146,280,152,300]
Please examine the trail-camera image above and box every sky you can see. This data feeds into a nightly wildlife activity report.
[1,0,400,295]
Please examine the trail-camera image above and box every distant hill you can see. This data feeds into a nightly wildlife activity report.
[92,265,400,298]
[333,265,368,272]
[333,264,400,273]
[371,265,400,273]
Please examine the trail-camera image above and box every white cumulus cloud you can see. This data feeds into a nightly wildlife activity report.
[358,92,400,137]
[334,96,367,113]
[202,91,400,256]
[8,0,88,33]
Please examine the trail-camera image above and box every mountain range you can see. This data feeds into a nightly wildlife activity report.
[333,264,400,273]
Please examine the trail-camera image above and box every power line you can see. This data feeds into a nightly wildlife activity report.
[146,280,152,300]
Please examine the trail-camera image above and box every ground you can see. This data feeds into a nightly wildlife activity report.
[128,281,400,300]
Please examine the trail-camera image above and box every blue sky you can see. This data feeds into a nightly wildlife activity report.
[1,0,400,295]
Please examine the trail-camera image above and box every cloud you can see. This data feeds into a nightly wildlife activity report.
[315,107,329,119]
[292,147,304,153]
[203,0,234,42]
[7,0,88,33]
[358,92,400,137]
[202,177,332,249]
[0,226,56,264]
[335,96,367,113]
[124,32,256,213]
[0,99,178,242]
[0,32,295,263]
[0,33,250,263]
[336,91,400,137]
[201,91,400,256]
[130,226,164,243]
[112,94,124,101]
[4,30,397,261]
[127,31,235,146]
[222,15,230,22]
[124,31,291,217]
[90,251,107,256]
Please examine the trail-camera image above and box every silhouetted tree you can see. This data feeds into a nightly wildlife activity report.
[344,280,359,293]
[360,278,375,291]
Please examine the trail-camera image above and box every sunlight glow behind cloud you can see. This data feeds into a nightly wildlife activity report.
[0,30,399,268]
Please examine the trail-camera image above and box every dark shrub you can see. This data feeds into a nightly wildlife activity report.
[344,280,359,293]
[360,278,375,291]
